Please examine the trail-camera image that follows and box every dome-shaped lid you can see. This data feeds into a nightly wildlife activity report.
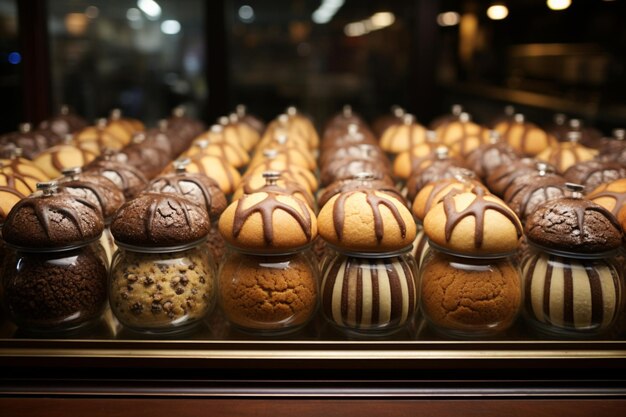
[84,158,147,199]
[111,192,210,248]
[317,189,416,253]
[58,167,125,220]
[146,159,227,220]
[525,183,622,255]
[423,187,522,257]
[218,181,317,253]
[2,180,104,250]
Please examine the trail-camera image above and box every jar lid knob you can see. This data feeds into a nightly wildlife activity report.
[569,118,582,129]
[513,113,525,123]
[277,114,289,125]
[37,180,58,196]
[451,104,463,116]
[158,119,168,131]
[229,113,239,123]
[504,105,515,116]
[402,114,415,125]
[60,104,70,115]
[286,106,297,116]
[172,106,185,117]
[613,129,625,141]
[194,139,209,149]
[110,108,122,120]
[392,105,405,118]
[262,170,281,185]
[554,113,567,126]
[210,124,223,134]
[218,116,230,126]
[63,134,73,144]
[132,132,146,144]
[275,133,288,145]
[347,123,359,136]
[566,131,582,143]
[435,146,448,159]
[173,158,190,173]
[353,172,376,181]
[96,118,108,129]
[488,130,500,144]
[342,104,352,117]
[566,182,584,198]
[18,123,32,133]
[61,166,82,180]
[235,104,246,117]
[458,112,471,123]
[11,147,23,158]
[535,162,553,176]
[263,149,278,159]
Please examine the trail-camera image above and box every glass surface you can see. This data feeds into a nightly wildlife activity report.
[1,242,109,332]
[225,0,414,127]
[109,244,216,334]
[218,249,319,335]
[47,0,206,125]
[0,0,20,134]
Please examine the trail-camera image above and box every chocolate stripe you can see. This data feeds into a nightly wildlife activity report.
[386,259,403,323]
[399,257,415,318]
[356,263,363,327]
[524,254,539,317]
[340,258,351,323]
[543,255,554,321]
[563,258,574,327]
[322,257,342,320]
[585,262,604,326]
[371,259,379,323]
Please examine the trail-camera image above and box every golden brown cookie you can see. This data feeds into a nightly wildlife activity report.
[588,178,626,217]
[411,177,487,222]
[317,190,416,253]
[536,141,598,174]
[219,191,317,253]
[494,114,556,156]
[33,144,97,178]
[379,114,427,154]
[423,188,522,256]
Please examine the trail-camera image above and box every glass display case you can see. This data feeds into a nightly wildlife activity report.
[2,1,626,415]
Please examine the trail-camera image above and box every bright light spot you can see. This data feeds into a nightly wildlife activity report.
[238,5,255,23]
[65,13,89,35]
[85,6,99,19]
[137,0,161,20]
[312,0,344,24]
[547,0,571,10]
[126,8,141,21]
[437,11,460,27]
[344,21,366,37]
[486,4,509,20]
[8,52,21,65]
[161,20,181,35]
[370,12,395,28]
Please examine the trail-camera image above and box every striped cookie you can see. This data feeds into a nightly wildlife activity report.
[522,252,622,334]
[411,230,430,270]
[321,254,418,333]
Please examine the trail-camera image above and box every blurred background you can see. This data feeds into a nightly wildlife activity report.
[0,0,625,132]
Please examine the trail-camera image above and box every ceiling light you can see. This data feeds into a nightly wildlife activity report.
[312,0,344,24]
[238,5,255,23]
[161,19,181,35]
[370,12,395,28]
[547,0,571,10]
[487,4,509,20]
[137,0,161,20]
[437,11,460,27]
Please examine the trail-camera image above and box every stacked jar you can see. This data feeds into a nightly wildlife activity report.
[217,172,319,335]
[521,183,624,337]
[315,106,419,336]
[1,181,108,332]
[108,192,216,334]
[420,186,524,337]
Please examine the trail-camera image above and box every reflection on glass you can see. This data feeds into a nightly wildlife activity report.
[47,0,206,125]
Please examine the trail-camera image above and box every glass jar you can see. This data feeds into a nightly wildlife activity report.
[420,246,522,337]
[218,248,319,335]
[320,247,419,336]
[521,246,624,337]
[2,241,108,332]
[109,240,216,334]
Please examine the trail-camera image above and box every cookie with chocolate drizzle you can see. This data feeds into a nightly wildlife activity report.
[423,187,522,256]
[317,189,416,253]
